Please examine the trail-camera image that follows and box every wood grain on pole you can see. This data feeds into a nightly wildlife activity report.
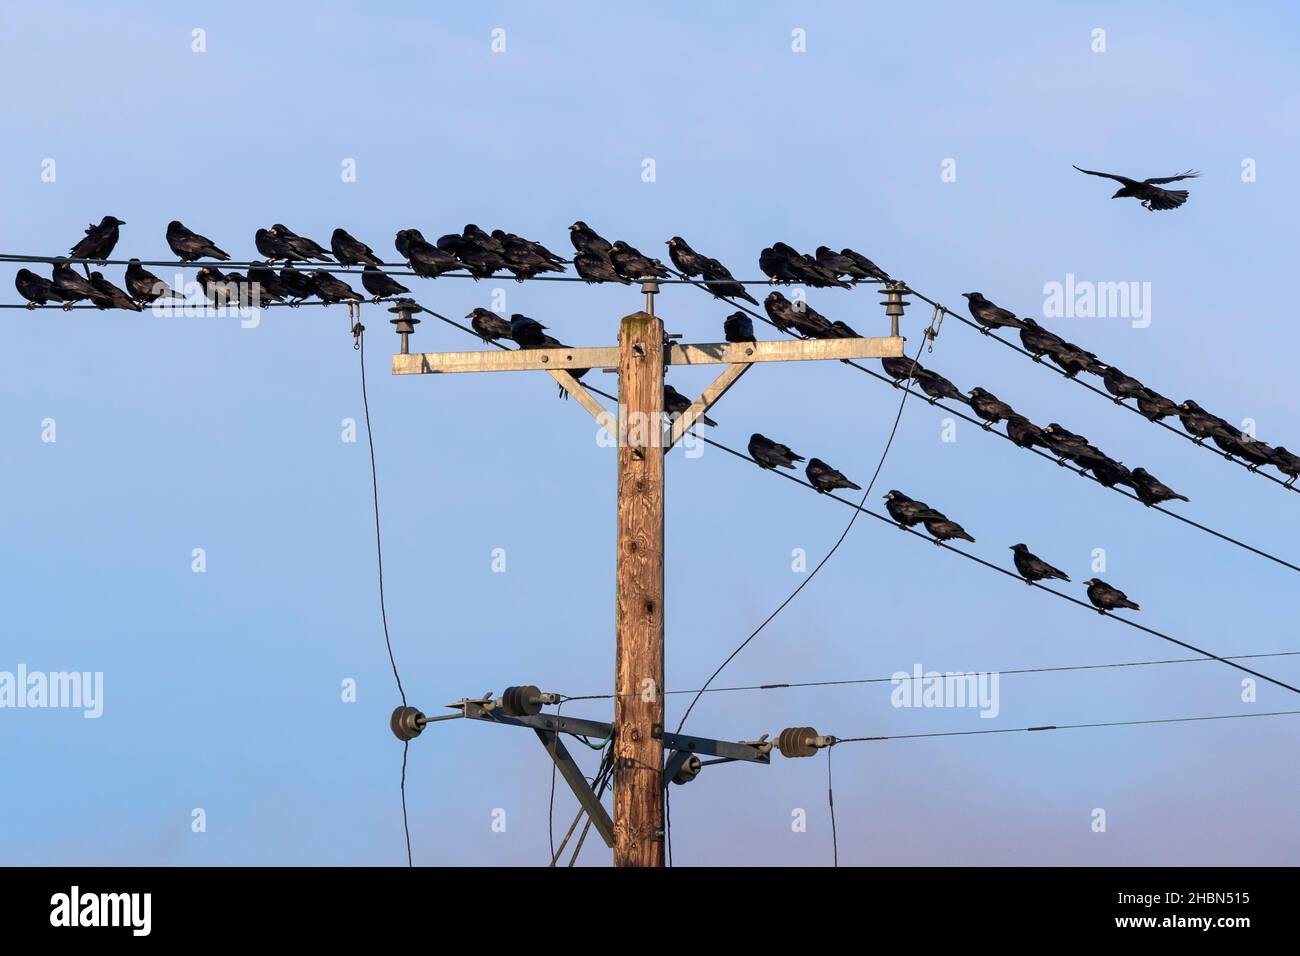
[614,310,665,868]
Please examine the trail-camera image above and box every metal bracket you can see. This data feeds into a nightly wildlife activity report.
[534,726,616,849]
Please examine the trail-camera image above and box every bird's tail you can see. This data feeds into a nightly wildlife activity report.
[1124,600,1141,611]
[1174,493,1190,502]
[211,249,231,262]
[958,532,976,543]
[845,479,863,491]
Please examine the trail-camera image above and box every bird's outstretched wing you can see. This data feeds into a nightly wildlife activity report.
[1072,165,1139,187]
[1143,169,1200,184]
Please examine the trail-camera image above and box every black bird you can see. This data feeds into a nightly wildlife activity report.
[405,232,465,278]
[360,265,409,302]
[1018,318,1065,362]
[699,258,759,305]
[273,224,333,262]
[569,221,613,256]
[778,243,851,288]
[758,245,800,284]
[829,320,860,338]
[245,265,289,307]
[462,224,505,255]
[814,246,873,281]
[1268,447,1300,487]
[125,259,182,304]
[394,229,419,261]
[310,271,363,309]
[1010,544,1070,584]
[748,433,804,470]
[255,227,299,262]
[1005,415,1048,450]
[839,248,890,281]
[1084,578,1140,613]
[523,333,589,391]
[87,272,142,311]
[15,269,57,308]
[806,458,861,494]
[881,355,922,382]
[666,237,711,277]
[196,266,233,306]
[723,312,755,343]
[439,234,505,278]
[496,233,565,280]
[922,514,975,545]
[494,230,565,266]
[663,384,717,427]
[1044,340,1106,378]
[1102,367,1147,404]
[882,491,945,528]
[1176,400,1230,445]
[764,291,832,338]
[1041,423,1092,462]
[1136,389,1179,422]
[1072,166,1200,211]
[1129,467,1189,506]
[331,228,383,267]
[967,387,1016,429]
[467,307,511,343]
[914,368,968,405]
[573,250,628,284]
[962,292,1025,333]
[278,264,316,304]
[223,271,253,308]
[1212,429,1275,471]
[51,260,99,307]
[509,313,549,347]
[166,220,229,262]
[609,241,670,280]
[1073,449,1132,488]
[69,216,125,273]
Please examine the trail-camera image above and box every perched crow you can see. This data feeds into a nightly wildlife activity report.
[806,458,861,493]
[255,227,299,262]
[962,292,1024,333]
[166,220,229,262]
[273,224,333,262]
[881,355,922,381]
[310,271,363,306]
[1073,449,1132,488]
[467,307,511,343]
[405,232,465,278]
[87,272,142,311]
[764,291,832,338]
[882,491,945,528]
[51,260,99,307]
[723,312,755,343]
[1212,429,1275,470]
[574,250,629,284]
[699,258,759,305]
[1044,340,1105,378]
[15,269,57,308]
[922,514,975,544]
[609,241,670,280]
[196,266,233,306]
[914,368,967,405]
[462,224,505,255]
[839,248,889,281]
[666,236,710,277]
[1136,389,1179,422]
[967,387,1016,429]
[1269,447,1300,487]
[1084,578,1140,613]
[445,230,507,278]
[361,265,410,302]
[509,313,549,347]
[776,242,850,288]
[125,259,182,304]
[1041,423,1091,462]
[1177,400,1230,444]
[1102,367,1147,404]
[663,384,716,427]
[520,332,589,389]
[1010,543,1070,584]
[496,232,566,280]
[223,271,252,308]
[393,229,419,260]
[758,245,800,284]
[829,320,860,338]
[1005,415,1048,450]
[1073,165,1200,211]
[1129,467,1189,506]
[748,433,804,470]
[569,221,612,256]
[278,264,316,303]
[494,230,565,266]
[331,228,382,267]
[814,246,873,281]
[69,216,125,272]
[245,265,289,307]
[1018,318,1065,361]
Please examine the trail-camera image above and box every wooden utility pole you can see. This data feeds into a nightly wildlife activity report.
[613,309,666,867]
[390,290,906,868]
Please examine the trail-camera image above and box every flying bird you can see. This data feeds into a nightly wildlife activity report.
[125,259,182,304]
[1084,578,1140,613]
[748,433,804,470]
[361,265,410,302]
[1129,467,1189,506]
[1073,165,1201,211]
[967,387,1016,429]
[805,458,861,494]
[723,312,755,343]
[1010,544,1070,584]
[166,221,229,262]
[882,491,945,528]
[962,292,1024,333]
[331,229,383,267]
[69,216,125,273]
[663,384,716,427]
[15,269,57,308]
[467,307,511,343]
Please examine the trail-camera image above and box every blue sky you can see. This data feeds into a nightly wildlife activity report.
[2,1,1298,866]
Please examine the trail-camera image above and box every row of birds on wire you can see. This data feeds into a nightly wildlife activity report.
[747,434,1142,613]
[11,216,888,315]
[958,292,1300,486]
